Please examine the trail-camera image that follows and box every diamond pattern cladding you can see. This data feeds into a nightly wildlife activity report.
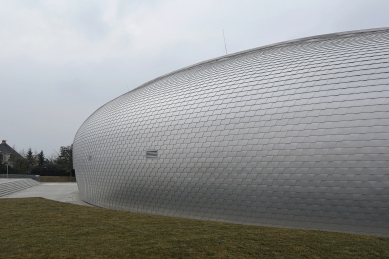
[74,29,389,236]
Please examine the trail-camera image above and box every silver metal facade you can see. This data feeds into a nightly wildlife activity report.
[74,28,389,236]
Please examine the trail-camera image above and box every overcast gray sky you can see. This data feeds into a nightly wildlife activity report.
[1,0,389,157]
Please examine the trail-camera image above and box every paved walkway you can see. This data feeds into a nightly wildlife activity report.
[1,182,93,207]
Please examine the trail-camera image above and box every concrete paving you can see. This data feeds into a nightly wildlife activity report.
[1,182,93,207]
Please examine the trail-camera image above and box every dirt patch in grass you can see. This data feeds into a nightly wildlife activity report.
[40,176,76,182]
[0,198,388,259]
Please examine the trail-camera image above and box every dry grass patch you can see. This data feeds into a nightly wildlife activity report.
[0,198,388,258]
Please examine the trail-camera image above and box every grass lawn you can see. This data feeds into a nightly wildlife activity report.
[40,176,76,182]
[0,198,388,259]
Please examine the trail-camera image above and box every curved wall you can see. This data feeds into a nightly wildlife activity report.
[74,28,389,236]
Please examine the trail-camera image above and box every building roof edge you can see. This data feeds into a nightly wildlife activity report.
[129,27,389,94]
[74,27,389,140]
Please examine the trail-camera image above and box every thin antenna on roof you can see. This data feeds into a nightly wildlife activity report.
[222,29,227,55]
[126,83,130,92]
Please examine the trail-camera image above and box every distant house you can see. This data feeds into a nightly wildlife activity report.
[0,140,23,166]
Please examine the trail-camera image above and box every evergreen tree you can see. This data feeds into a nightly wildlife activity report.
[26,148,34,173]
[56,144,73,177]
[37,150,45,174]
[38,151,45,166]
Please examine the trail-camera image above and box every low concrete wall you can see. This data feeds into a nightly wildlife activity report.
[0,174,40,182]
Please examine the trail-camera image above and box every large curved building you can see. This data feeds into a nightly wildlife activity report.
[74,28,389,236]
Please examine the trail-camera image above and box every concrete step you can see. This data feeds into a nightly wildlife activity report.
[0,179,40,197]
[0,180,38,196]
[0,181,34,195]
